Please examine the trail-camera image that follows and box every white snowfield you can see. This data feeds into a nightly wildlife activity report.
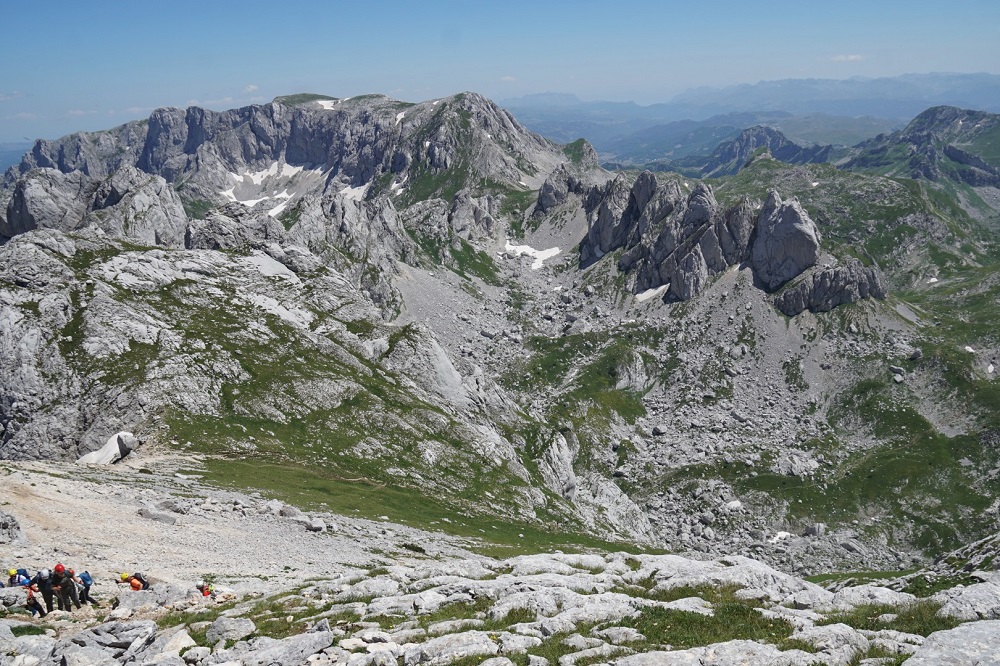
[242,293,314,329]
[217,162,327,217]
[635,285,668,302]
[243,251,298,280]
[339,183,369,201]
[504,241,560,270]
[315,100,337,110]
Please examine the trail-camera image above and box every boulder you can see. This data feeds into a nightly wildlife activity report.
[402,630,499,665]
[205,616,256,644]
[77,431,137,465]
[235,631,335,666]
[788,622,870,662]
[138,507,178,525]
[826,585,916,611]
[934,581,1000,620]
[0,511,25,544]
[64,620,158,658]
[905,619,1000,664]
[614,639,814,665]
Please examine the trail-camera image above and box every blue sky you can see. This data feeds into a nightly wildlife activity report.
[1,0,998,142]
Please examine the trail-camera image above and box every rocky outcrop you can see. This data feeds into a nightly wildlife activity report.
[750,190,821,291]
[2,169,95,240]
[2,165,187,246]
[774,259,888,316]
[581,175,847,309]
[0,510,23,544]
[701,126,834,178]
[580,174,635,265]
[76,431,137,465]
[5,542,994,666]
[905,620,1000,665]
[533,152,603,218]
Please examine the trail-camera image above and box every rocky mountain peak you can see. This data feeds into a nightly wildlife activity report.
[582,173,869,309]
[750,190,821,291]
[843,105,1000,185]
[701,126,834,177]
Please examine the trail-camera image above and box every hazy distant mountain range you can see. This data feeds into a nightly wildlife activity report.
[502,72,1000,162]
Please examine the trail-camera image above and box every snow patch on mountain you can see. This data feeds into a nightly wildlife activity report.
[636,285,668,302]
[339,183,369,201]
[243,251,298,281]
[505,241,561,269]
[243,294,314,329]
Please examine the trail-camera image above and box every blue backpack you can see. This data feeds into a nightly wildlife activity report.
[79,571,93,586]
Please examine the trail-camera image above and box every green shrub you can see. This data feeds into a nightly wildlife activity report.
[11,625,46,637]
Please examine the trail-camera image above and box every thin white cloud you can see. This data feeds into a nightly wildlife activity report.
[500,75,517,82]
[5,112,35,120]
[832,54,863,62]
[66,109,97,117]
[244,84,259,94]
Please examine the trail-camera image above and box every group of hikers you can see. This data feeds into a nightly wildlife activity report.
[3,565,150,618]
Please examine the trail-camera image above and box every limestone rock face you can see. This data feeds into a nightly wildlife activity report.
[905,619,1000,664]
[86,166,188,246]
[750,190,821,291]
[2,166,186,247]
[584,175,753,300]
[2,169,95,239]
[580,174,882,314]
[580,175,633,265]
[537,431,579,500]
[774,259,888,316]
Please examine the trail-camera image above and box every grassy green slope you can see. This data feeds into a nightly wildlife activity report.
[53,242,652,556]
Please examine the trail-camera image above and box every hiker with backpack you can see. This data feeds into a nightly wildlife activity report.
[195,580,215,598]
[51,564,82,611]
[118,572,150,591]
[73,569,98,606]
[24,582,46,618]
[7,568,30,587]
[29,569,56,614]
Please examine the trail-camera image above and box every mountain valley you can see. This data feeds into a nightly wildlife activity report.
[2,89,1000,664]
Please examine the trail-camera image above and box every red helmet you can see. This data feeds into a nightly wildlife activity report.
[54,563,65,574]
